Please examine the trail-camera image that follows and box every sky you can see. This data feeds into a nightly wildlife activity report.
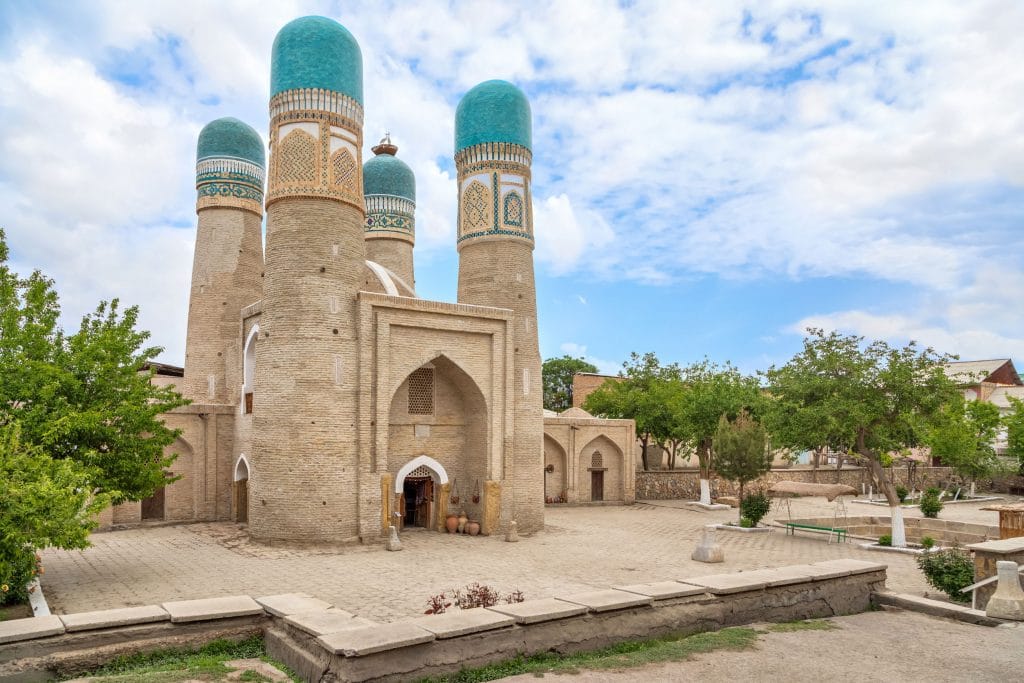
[1,0,1022,376]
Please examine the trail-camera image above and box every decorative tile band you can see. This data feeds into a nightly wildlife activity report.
[266,90,364,210]
[455,141,532,167]
[195,156,265,215]
[365,194,415,242]
[455,148,533,250]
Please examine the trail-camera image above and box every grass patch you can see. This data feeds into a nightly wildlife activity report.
[60,635,300,682]
[765,619,839,633]
[418,627,760,682]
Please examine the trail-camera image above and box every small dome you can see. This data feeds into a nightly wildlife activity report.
[270,16,363,104]
[196,117,265,167]
[363,142,415,201]
[455,80,531,153]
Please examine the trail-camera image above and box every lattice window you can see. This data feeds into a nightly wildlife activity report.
[462,180,491,234]
[408,367,434,415]
[407,465,432,478]
[278,130,318,184]
[331,149,357,191]
[591,451,603,468]
[503,191,523,227]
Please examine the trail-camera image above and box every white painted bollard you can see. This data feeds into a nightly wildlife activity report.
[386,525,402,552]
[986,561,1024,621]
[691,524,724,563]
[505,520,519,543]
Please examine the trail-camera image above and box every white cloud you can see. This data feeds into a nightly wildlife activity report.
[559,342,619,375]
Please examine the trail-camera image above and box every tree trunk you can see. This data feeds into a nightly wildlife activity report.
[811,448,820,483]
[738,480,744,524]
[639,435,650,471]
[835,451,844,471]
[862,439,906,547]
[698,441,712,505]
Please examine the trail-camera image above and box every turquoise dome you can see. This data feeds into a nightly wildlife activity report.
[270,16,363,104]
[454,80,531,153]
[196,117,265,166]
[364,153,415,201]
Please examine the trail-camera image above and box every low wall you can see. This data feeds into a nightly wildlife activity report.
[0,561,886,682]
[779,516,999,545]
[634,467,984,500]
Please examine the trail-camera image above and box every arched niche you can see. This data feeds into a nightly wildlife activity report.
[241,324,259,414]
[543,434,567,502]
[233,454,250,523]
[578,434,624,502]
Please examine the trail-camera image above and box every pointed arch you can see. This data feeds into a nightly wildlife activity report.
[461,180,491,234]
[241,324,259,414]
[330,148,358,192]
[579,434,624,503]
[234,454,251,482]
[503,191,523,227]
[278,129,318,184]
[544,433,567,502]
[394,455,449,493]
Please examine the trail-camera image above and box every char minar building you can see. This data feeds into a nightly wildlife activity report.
[102,16,635,541]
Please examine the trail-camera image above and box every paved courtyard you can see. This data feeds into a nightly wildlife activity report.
[39,497,1010,622]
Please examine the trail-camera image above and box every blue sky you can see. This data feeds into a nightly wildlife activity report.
[1,1,1022,375]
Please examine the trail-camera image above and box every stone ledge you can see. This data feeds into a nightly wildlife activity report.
[613,581,706,600]
[162,595,264,623]
[0,615,65,644]
[317,622,436,656]
[813,559,887,575]
[560,589,653,612]
[684,573,767,595]
[873,591,1005,626]
[284,609,376,637]
[256,593,333,618]
[485,598,587,625]
[408,609,515,639]
[60,605,169,632]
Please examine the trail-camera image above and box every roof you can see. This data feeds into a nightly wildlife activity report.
[560,407,593,418]
[142,361,184,377]
[455,80,531,153]
[271,16,363,103]
[364,150,415,201]
[942,359,1019,385]
[196,117,265,166]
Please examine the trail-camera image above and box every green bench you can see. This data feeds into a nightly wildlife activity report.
[784,522,847,543]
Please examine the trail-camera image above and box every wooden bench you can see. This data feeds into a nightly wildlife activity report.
[785,522,847,543]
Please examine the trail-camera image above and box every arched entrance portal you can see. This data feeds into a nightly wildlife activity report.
[394,455,449,530]
[234,455,250,523]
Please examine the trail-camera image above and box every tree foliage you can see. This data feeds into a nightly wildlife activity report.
[583,352,677,470]
[714,410,770,521]
[1,423,109,604]
[675,360,763,479]
[1004,396,1024,475]
[925,394,1002,483]
[763,328,958,545]
[542,355,598,412]
[0,229,187,503]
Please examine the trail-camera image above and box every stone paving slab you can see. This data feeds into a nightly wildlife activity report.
[684,573,767,595]
[256,593,333,617]
[560,589,653,612]
[613,581,706,599]
[781,563,851,581]
[317,622,436,656]
[736,567,816,587]
[284,608,375,637]
[60,604,168,632]
[486,598,588,624]
[409,609,515,638]
[0,615,65,644]
[162,595,263,623]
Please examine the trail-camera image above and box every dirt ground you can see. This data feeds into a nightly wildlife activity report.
[501,609,1024,682]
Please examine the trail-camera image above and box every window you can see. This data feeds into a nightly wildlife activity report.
[408,367,434,415]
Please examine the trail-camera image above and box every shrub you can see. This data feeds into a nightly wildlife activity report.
[921,536,936,550]
[739,516,753,528]
[739,492,771,527]
[917,546,973,602]
[920,488,943,518]
[878,534,892,547]
[425,584,525,614]
[895,484,909,503]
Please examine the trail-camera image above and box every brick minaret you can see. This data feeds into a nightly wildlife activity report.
[363,135,416,290]
[454,80,543,533]
[183,118,265,405]
[250,16,367,542]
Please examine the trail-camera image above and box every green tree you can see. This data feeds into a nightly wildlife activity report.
[1,423,109,604]
[1004,396,1024,475]
[674,359,763,504]
[0,229,187,503]
[926,395,1002,496]
[714,410,770,523]
[763,328,958,547]
[542,355,598,412]
[584,352,678,471]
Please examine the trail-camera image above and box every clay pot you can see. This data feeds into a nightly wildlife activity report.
[467,520,481,536]
[457,511,468,534]
[445,514,459,534]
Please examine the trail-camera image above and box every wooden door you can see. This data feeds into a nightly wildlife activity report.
[141,486,165,520]
[423,478,434,529]
[398,493,406,529]
[591,472,604,502]
[234,478,248,523]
